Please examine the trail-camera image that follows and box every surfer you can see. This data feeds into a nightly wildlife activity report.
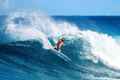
[54,38,64,51]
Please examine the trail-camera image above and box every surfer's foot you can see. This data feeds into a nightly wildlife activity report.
[54,47,59,51]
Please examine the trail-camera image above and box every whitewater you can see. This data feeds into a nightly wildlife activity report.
[0,12,120,80]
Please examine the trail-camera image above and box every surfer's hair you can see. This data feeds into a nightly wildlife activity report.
[61,38,64,42]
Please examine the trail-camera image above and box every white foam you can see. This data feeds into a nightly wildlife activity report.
[5,12,81,49]
[82,30,120,70]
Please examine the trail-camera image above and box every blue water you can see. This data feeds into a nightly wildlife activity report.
[0,13,120,80]
[53,16,120,36]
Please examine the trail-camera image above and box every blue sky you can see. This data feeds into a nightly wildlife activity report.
[0,0,120,15]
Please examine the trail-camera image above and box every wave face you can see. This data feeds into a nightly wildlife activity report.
[0,12,120,80]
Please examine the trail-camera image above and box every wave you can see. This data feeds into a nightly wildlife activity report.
[1,12,120,72]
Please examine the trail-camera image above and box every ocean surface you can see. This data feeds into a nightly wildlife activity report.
[0,12,120,80]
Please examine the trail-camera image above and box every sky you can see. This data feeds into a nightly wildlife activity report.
[0,0,120,15]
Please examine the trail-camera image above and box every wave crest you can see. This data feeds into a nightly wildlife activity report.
[2,11,120,70]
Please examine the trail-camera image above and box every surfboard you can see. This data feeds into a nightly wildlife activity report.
[51,48,72,62]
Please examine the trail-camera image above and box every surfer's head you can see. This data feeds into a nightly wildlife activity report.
[61,38,64,42]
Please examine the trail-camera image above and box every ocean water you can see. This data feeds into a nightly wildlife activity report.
[0,12,120,80]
